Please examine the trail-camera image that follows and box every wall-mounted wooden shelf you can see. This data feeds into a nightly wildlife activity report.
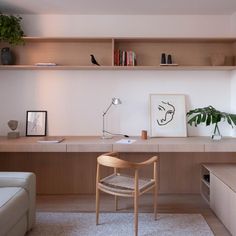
[1,37,236,70]
[0,65,236,71]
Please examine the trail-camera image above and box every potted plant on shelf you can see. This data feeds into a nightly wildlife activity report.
[186,106,236,140]
[0,12,24,65]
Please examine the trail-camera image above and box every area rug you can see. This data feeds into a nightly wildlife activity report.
[28,212,214,236]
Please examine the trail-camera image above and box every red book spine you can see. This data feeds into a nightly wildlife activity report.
[114,50,117,66]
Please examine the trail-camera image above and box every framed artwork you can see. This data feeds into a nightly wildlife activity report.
[150,94,187,137]
[26,110,47,136]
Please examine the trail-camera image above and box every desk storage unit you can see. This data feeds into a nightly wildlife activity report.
[201,164,236,236]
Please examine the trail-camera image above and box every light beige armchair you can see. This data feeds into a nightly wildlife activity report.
[0,172,36,236]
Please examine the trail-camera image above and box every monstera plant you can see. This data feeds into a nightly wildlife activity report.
[0,13,24,65]
[186,106,236,140]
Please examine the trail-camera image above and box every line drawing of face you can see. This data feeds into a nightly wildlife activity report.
[156,101,175,126]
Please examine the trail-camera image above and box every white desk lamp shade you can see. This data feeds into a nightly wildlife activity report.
[112,98,122,105]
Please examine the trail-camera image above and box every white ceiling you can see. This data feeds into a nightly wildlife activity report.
[1,0,236,15]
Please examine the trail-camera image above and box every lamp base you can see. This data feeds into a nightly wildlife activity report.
[101,135,113,139]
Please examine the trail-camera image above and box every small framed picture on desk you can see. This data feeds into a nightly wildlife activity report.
[26,110,47,136]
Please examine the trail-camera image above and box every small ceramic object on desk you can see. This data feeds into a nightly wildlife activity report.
[141,130,148,140]
[7,120,20,138]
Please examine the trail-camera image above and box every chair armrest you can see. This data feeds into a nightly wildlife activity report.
[139,156,159,167]
[103,152,119,157]
[0,172,36,230]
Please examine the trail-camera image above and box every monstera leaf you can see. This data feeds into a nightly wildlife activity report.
[186,106,236,127]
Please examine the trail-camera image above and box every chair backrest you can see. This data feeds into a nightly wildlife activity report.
[97,154,158,169]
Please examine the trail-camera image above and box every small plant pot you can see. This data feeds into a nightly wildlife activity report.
[1,47,15,65]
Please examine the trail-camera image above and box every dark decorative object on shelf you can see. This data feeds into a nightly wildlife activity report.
[187,106,236,140]
[1,47,14,65]
[161,53,166,64]
[90,54,100,66]
[0,12,24,65]
[203,174,210,183]
[167,54,172,64]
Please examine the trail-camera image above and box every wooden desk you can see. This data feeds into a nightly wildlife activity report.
[0,136,236,194]
[1,136,236,152]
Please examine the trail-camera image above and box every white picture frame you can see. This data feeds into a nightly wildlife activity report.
[150,94,187,137]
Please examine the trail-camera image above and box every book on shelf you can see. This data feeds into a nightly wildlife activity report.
[119,50,122,65]
[37,136,65,143]
[35,63,57,66]
[114,50,136,66]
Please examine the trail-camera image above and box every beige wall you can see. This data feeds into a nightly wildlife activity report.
[0,14,234,137]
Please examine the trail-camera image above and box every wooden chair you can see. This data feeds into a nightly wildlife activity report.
[96,152,159,236]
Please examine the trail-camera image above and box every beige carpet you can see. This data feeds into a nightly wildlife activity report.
[28,212,214,236]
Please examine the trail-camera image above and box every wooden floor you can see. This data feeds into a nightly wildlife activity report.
[36,194,230,236]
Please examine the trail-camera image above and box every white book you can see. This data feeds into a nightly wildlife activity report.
[35,63,57,66]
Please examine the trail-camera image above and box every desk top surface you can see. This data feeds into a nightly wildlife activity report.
[0,136,236,152]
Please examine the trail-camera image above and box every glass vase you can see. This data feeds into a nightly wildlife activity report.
[211,123,222,140]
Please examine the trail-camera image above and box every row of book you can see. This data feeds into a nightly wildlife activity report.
[114,50,137,66]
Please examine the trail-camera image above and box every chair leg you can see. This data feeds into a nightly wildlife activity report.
[154,184,158,220]
[153,159,158,220]
[134,169,139,236]
[115,196,118,211]
[96,188,100,225]
[134,192,139,236]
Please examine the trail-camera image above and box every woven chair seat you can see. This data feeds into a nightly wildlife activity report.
[99,173,155,194]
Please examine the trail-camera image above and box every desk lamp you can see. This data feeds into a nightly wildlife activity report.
[102,97,121,139]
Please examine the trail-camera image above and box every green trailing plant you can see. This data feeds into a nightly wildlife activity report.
[186,106,236,138]
[0,12,24,45]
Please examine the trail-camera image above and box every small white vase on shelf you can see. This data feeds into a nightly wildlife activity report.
[210,54,225,66]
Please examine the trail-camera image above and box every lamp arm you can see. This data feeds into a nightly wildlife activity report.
[103,102,113,116]
[102,102,113,138]
[103,130,129,138]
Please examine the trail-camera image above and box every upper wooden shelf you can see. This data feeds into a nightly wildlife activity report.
[22,37,112,42]
[0,65,236,71]
[23,37,236,43]
[1,37,236,70]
